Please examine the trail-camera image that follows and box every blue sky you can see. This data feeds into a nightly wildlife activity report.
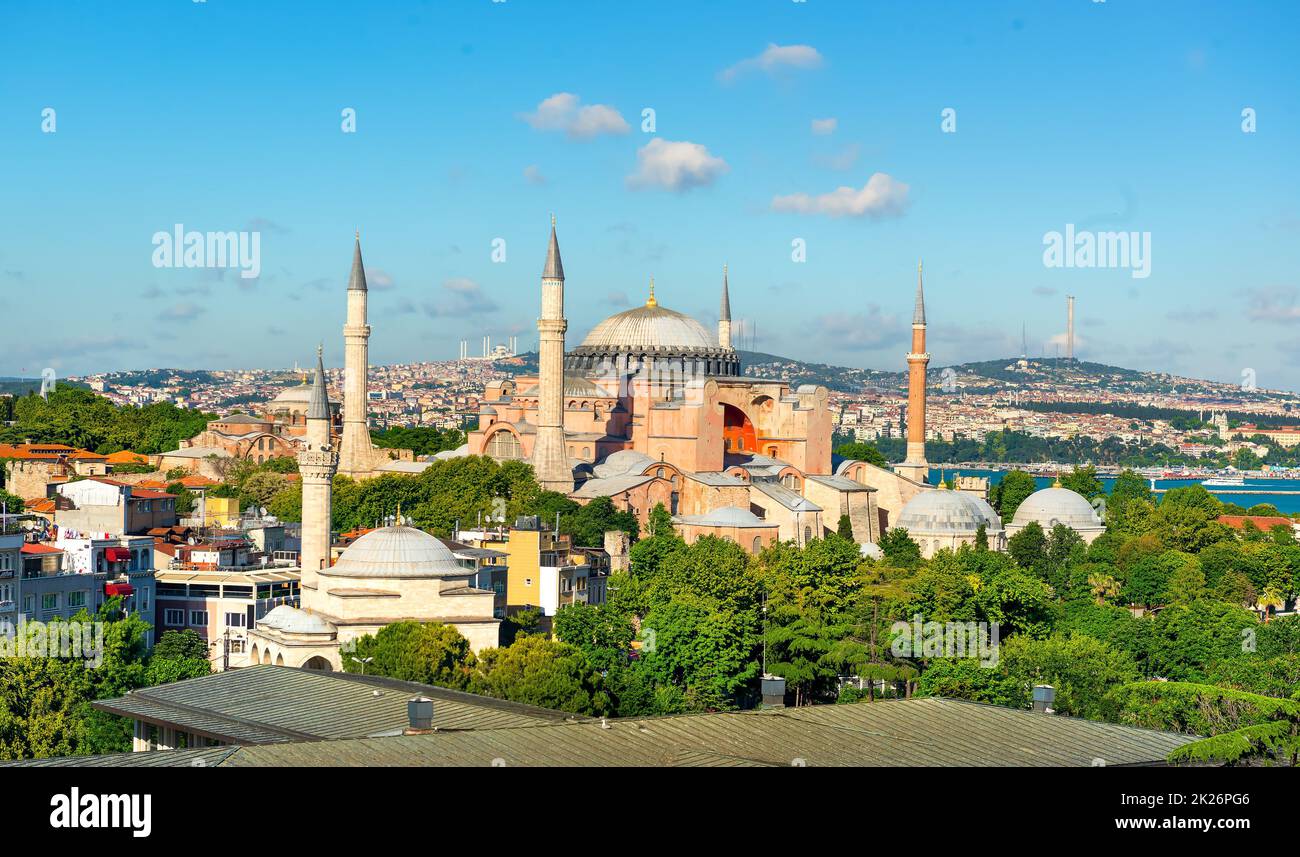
[2,0,1298,389]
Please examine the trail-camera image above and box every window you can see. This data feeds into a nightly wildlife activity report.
[140,588,149,611]
[0,553,11,573]
[803,526,812,544]
[42,593,59,611]
[524,578,532,586]
[0,583,12,602]
[23,594,35,614]
[68,591,86,609]
[165,609,184,625]
[189,610,207,626]
[225,612,246,628]
[485,429,522,460]
[753,536,762,553]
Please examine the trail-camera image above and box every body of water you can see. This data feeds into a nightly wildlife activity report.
[927,468,1300,515]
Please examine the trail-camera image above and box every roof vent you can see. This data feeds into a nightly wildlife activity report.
[1032,684,1056,713]
[407,696,434,731]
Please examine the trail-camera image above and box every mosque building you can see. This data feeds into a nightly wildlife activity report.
[464,222,947,550]
[244,347,500,671]
[246,225,1120,670]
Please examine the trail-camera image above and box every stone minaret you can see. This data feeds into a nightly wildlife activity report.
[298,345,337,604]
[339,232,374,477]
[532,217,572,493]
[897,261,930,483]
[718,264,732,350]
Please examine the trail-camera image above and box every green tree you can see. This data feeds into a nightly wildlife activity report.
[833,442,888,468]
[1059,465,1103,500]
[469,635,610,716]
[992,470,1037,520]
[341,621,475,690]
[878,528,921,567]
[152,629,209,661]
[836,514,855,540]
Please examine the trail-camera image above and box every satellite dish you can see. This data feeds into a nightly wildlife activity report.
[259,507,268,517]
[187,536,198,545]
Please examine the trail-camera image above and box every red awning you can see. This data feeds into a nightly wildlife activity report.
[104,582,134,597]
[104,547,132,562]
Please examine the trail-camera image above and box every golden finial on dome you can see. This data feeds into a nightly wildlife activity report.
[646,276,657,308]
[395,502,404,527]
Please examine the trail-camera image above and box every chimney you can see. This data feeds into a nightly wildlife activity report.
[1032,684,1056,713]
[761,674,787,708]
[406,696,434,732]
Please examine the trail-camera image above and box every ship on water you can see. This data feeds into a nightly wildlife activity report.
[1202,475,1247,487]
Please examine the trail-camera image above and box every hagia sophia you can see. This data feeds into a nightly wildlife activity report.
[239,222,1105,669]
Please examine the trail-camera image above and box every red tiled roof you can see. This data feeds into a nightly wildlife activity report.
[105,450,149,464]
[1218,515,1294,531]
[21,543,63,555]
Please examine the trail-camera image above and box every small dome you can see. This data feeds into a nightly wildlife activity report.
[258,605,333,634]
[896,489,1003,536]
[580,304,717,353]
[1010,487,1103,531]
[323,525,465,578]
[678,506,770,528]
[592,449,656,478]
[271,384,312,403]
[519,375,608,399]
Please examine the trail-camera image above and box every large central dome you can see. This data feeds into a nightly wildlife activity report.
[566,288,739,377]
[581,304,716,352]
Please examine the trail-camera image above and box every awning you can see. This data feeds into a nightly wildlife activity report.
[104,547,132,562]
[105,582,134,597]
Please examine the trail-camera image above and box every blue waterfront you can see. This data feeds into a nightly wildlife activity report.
[927,468,1300,515]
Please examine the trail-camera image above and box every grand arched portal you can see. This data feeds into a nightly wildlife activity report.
[722,404,756,453]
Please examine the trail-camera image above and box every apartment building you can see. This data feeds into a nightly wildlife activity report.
[456,516,602,617]
[54,478,178,536]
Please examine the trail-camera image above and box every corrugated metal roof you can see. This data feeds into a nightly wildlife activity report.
[34,696,1196,767]
[91,666,576,745]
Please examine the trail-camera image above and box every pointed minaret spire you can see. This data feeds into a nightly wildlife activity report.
[913,259,926,325]
[720,264,731,321]
[348,231,367,291]
[532,217,572,493]
[898,259,931,484]
[542,214,564,280]
[718,265,733,350]
[307,343,329,421]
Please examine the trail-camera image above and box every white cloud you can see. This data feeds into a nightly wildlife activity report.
[523,164,547,185]
[626,139,729,192]
[423,277,498,317]
[813,142,861,172]
[366,268,395,290]
[157,302,205,322]
[518,93,629,140]
[811,117,837,135]
[719,44,824,84]
[771,172,910,218]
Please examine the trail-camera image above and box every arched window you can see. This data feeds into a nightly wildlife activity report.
[752,536,762,553]
[485,429,522,460]
[803,526,812,544]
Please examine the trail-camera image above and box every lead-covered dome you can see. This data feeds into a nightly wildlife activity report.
[581,304,716,352]
[566,292,740,377]
[896,489,1003,536]
[321,525,466,579]
[1010,487,1104,533]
